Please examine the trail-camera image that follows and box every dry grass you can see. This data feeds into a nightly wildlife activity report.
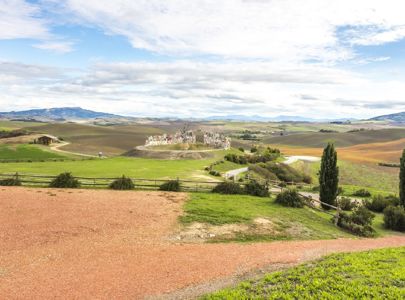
[272,138,405,164]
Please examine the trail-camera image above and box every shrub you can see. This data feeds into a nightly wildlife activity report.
[336,206,376,237]
[238,147,245,152]
[383,206,405,232]
[49,172,80,188]
[244,180,269,197]
[159,180,181,192]
[338,197,356,211]
[364,195,399,213]
[352,189,371,197]
[109,176,135,190]
[302,175,312,184]
[209,170,221,176]
[212,182,243,195]
[250,147,258,153]
[0,175,21,186]
[275,190,304,208]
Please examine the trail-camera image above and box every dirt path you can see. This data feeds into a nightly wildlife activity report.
[50,141,98,157]
[1,187,405,299]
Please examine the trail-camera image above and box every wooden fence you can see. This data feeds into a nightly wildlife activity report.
[0,172,223,192]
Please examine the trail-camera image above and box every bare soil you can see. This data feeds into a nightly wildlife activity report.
[1,187,405,299]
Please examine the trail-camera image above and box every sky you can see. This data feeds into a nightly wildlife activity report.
[0,0,405,119]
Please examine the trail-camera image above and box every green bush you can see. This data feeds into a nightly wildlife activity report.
[109,176,135,190]
[275,189,304,208]
[49,172,80,188]
[238,147,245,152]
[0,175,21,186]
[352,189,371,197]
[336,206,376,237]
[209,170,221,176]
[364,195,399,213]
[212,182,243,195]
[383,206,405,232]
[338,197,356,211]
[244,180,269,197]
[159,180,181,192]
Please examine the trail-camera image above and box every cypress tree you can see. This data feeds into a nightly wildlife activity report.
[319,143,339,209]
[400,149,405,207]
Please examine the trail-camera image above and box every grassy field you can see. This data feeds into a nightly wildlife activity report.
[180,193,354,241]
[0,156,222,180]
[298,160,399,194]
[204,247,405,299]
[265,128,405,148]
[0,120,45,131]
[0,144,68,161]
[24,122,165,156]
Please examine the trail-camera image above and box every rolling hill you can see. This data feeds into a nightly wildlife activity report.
[264,128,405,148]
[25,123,165,156]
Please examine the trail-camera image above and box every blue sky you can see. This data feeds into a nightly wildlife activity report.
[0,0,405,118]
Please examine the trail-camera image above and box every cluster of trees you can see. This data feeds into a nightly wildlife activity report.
[0,129,28,139]
[319,144,405,233]
[250,162,312,184]
[224,147,281,165]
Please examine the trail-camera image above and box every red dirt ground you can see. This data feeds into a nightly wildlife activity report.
[1,187,405,299]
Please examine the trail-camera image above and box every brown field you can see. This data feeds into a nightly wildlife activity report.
[2,187,405,299]
[273,138,405,164]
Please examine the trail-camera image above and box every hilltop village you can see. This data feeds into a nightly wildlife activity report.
[145,130,231,149]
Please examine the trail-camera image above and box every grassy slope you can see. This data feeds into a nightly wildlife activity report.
[0,144,67,161]
[0,156,220,180]
[24,123,165,156]
[292,160,399,194]
[180,193,353,240]
[0,120,45,131]
[265,128,405,148]
[204,247,405,299]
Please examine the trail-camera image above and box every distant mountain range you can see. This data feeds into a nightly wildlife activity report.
[0,107,124,121]
[368,111,405,122]
[1,106,404,123]
[203,115,354,122]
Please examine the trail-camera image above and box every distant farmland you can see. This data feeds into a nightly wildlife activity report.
[25,123,165,156]
[265,128,405,148]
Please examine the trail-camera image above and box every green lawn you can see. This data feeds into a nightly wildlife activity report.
[0,156,219,180]
[180,193,353,241]
[0,144,67,161]
[204,247,405,299]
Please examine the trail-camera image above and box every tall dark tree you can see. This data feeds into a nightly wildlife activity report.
[319,143,339,209]
[400,149,405,207]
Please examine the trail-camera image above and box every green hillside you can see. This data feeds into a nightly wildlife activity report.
[0,144,66,161]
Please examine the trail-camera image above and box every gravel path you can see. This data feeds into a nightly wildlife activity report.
[284,155,320,165]
[224,167,249,179]
[1,187,404,299]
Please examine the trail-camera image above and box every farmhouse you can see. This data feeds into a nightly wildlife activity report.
[36,135,60,145]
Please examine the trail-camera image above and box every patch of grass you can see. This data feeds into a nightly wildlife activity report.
[180,193,353,240]
[204,247,405,299]
[0,156,222,180]
[0,144,66,161]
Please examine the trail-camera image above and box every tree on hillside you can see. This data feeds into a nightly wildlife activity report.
[400,149,405,207]
[319,143,339,210]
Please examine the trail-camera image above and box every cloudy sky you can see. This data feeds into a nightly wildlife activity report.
[0,0,405,118]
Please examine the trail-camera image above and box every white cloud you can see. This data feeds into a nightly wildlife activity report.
[33,41,75,53]
[0,60,404,119]
[0,0,49,39]
[59,0,405,62]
